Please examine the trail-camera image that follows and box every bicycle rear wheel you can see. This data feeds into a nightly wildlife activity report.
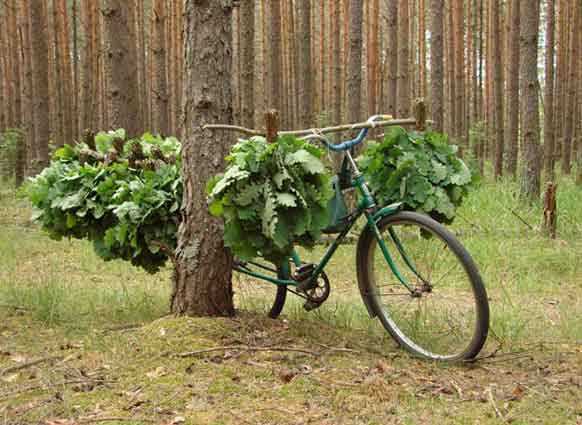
[356,211,489,361]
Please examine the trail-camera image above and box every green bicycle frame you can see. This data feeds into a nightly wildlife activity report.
[234,152,417,295]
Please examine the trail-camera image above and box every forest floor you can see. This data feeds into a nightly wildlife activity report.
[1,179,581,425]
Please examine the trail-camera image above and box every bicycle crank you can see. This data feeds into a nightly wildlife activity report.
[292,265,331,311]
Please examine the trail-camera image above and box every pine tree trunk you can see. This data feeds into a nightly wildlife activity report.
[505,0,520,176]
[297,0,313,127]
[543,0,556,180]
[18,0,34,179]
[560,0,578,175]
[332,0,342,124]
[56,0,74,145]
[135,0,148,130]
[151,0,169,135]
[385,1,398,117]
[347,0,363,123]
[29,0,50,170]
[492,0,505,178]
[576,6,582,185]
[367,0,379,115]
[172,0,235,317]
[430,0,444,132]
[553,0,567,160]
[102,0,141,137]
[519,0,541,199]
[445,0,455,134]
[268,0,283,114]
[453,0,465,149]
[81,0,94,131]
[240,0,255,128]
[418,0,427,99]
[396,0,410,117]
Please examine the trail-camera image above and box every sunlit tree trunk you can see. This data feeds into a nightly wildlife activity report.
[543,0,556,181]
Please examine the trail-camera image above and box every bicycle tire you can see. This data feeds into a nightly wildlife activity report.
[356,211,489,361]
[268,266,288,319]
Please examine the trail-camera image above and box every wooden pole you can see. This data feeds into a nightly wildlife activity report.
[542,182,557,239]
[265,109,279,144]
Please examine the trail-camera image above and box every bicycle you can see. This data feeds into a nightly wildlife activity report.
[224,114,490,362]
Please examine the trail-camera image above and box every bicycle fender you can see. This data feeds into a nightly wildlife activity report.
[372,202,403,222]
[356,226,378,319]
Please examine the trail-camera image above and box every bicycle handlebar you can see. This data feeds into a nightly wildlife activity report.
[300,114,393,152]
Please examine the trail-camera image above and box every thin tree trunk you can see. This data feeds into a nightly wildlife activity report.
[56,0,74,145]
[372,0,380,114]
[173,0,235,317]
[453,0,465,150]
[430,0,444,132]
[268,0,283,114]
[347,0,363,123]
[297,0,313,127]
[18,0,34,178]
[519,0,541,199]
[543,0,556,180]
[505,0,520,176]
[492,0,505,178]
[397,0,410,118]
[240,0,255,128]
[81,0,94,131]
[418,0,427,99]
[152,0,169,135]
[332,0,342,125]
[561,0,579,175]
[29,0,50,170]
[385,1,398,117]
[445,0,455,135]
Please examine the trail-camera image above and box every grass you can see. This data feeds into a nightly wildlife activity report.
[0,178,581,424]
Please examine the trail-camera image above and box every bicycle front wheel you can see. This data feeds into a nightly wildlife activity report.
[356,211,489,361]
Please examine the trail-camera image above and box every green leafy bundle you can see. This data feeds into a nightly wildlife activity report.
[26,130,182,273]
[207,135,333,264]
[359,127,478,223]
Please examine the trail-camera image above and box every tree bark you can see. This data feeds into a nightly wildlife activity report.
[55,0,74,145]
[346,0,363,123]
[519,0,541,199]
[29,0,50,170]
[152,0,169,135]
[491,0,505,178]
[173,0,235,317]
[543,0,556,180]
[297,0,313,127]
[453,0,465,149]
[240,0,255,128]
[396,0,410,117]
[505,0,520,176]
[102,0,141,137]
[385,1,398,117]
[430,0,444,132]
[332,0,342,125]
[268,0,283,115]
[560,0,578,175]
